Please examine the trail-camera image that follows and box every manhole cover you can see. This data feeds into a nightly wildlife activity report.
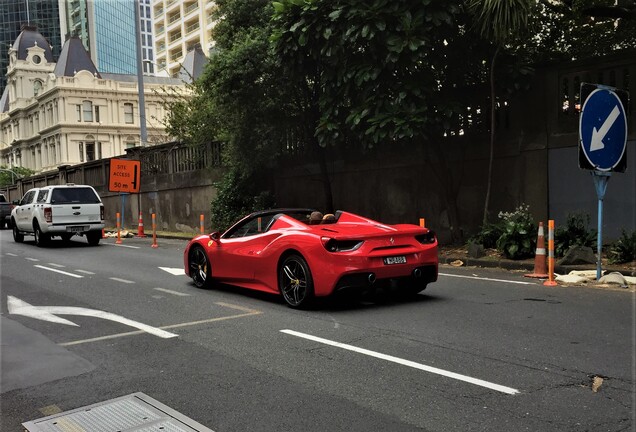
[23,392,214,432]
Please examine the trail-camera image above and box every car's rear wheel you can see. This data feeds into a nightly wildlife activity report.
[189,245,212,288]
[34,222,49,247]
[12,221,23,243]
[279,254,314,308]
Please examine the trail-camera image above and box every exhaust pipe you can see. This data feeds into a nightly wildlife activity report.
[368,273,376,284]
[413,268,422,278]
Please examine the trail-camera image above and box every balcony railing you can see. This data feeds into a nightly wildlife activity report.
[184,3,198,15]
[185,22,199,35]
[169,32,182,43]
[168,13,181,24]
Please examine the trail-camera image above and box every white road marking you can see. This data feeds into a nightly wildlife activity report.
[8,296,177,339]
[281,329,520,395]
[25,257,39,262]
[6,253,18,256]
[76,269,95,275]
[109,277,135,284]
[47,263,66,268]
[35,265,83,279]
[439,272,535,285]
[59,303,262,346]
[159,267,185,276]
[104,243,141,249]
[154,288,190,297]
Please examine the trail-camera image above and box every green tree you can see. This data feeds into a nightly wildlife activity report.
[0,166,34,186]
[465,0,534,225]
[271,0,463,211]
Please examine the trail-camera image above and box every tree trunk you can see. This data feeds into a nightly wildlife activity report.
[483,46,499,226]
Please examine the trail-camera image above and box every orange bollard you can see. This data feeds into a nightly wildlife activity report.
[419,218,426,228]
[102,228,106,239]
[543,220,557,286]
[525,222,548,278]
[151,213,158,248]
[116,212,122,244]
[200,214,205,234]
[136,211,146,238]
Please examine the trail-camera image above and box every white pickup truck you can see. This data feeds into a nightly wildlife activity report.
[11,184,105,246]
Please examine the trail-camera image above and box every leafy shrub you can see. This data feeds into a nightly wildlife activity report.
[608,230,636,264]
[554,213,596,257]
[210,168,275,232]
[469,222,504,249]
[496,204,537,260]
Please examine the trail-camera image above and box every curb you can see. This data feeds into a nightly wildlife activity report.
[441,256,635,277]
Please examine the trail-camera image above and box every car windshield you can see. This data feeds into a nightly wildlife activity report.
[51,188,100,204]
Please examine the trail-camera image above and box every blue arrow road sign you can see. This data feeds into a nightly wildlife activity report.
[579,88,628,172]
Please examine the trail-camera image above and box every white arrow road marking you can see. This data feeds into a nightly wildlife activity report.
[590,105,620,151]
[7,296,178,339]
[281,329,520,395]
[159,267,185,276]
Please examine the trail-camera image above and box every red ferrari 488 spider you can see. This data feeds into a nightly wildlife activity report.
[184,209,438,308]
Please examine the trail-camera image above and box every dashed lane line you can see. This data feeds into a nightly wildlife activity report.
[25,257,39,262]
[154,287,190,297]
[6,253,17,256]
[109,277,135,284]
[76,269,95,275]
[47,263,66,268]
[104,243,141,249]
[34,265,83,279]
[281,329,520,396]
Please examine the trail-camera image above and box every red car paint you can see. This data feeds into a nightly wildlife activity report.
[184,209,438,305]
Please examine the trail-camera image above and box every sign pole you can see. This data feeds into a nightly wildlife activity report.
[591,171,611,280]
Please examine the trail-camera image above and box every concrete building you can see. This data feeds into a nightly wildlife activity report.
[153,0,215,78]
[0,26,194,173]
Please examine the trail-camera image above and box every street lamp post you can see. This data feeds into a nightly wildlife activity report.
[134,0,147,147]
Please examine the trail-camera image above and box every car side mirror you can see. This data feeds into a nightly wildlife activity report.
[12,199,20,205]
[210,232,220,241]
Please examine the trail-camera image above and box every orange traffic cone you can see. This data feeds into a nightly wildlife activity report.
[525,222,548,278]
[136,211,146,238]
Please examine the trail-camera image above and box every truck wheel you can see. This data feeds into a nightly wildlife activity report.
[34,222,49,247]
[12,222,23,243]
[87,231,101,246]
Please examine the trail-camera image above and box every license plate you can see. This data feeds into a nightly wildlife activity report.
[67,226,87,233]
[383,256,407,265]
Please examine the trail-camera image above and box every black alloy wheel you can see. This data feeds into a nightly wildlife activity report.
[34,222,49,247]
[12,222,23,243]
[189,246,212,288]
[278,254,314,308]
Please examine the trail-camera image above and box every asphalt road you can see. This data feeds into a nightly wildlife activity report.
[1,229,634,432]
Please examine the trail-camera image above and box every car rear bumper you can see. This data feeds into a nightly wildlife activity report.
[333,264,437,293]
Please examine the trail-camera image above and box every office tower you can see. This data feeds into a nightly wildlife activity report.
[153,0,215,78]
[0,0,62,93]
[139,0,155,74]
[60,0,138,75]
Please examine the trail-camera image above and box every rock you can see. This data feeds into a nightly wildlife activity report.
[467,242,485,259]
[598,272,627,286]
[557,246,596,266]
[450,260,464,267]
[555,274,588,284]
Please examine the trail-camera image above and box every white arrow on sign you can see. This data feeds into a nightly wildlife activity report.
[590,105,620,152]
[7,296,177,339]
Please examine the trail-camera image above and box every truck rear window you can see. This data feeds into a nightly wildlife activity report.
[51,188,100,204]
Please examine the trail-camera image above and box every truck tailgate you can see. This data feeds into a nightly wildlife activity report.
[51,204,102,225]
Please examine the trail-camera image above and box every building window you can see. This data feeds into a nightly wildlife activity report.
[95,106,100,123]
[79,142,84,162]
[33,80,42,96]
[76,105,82,121]
[83,101,93,122]
[124,103,134,124]
[86,142,95,161]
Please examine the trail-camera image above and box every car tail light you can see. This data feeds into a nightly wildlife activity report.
[415,230,436,244]
[321,237,363,252]
[100,205,104,221]
[44,207,52,223]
